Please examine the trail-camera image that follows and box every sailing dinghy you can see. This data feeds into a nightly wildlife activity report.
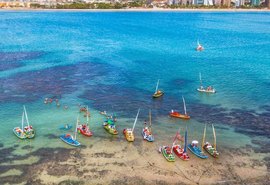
[203,124,219,158]
[123,109,140,142]
[142,109,154,142]
[170,96,190,120]
[153,79,164,98]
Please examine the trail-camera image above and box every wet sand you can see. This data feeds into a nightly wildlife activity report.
[1,138,269,185]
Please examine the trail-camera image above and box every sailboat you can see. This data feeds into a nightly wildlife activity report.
[77,106,93,137]
[103,115,118,135]
[159,145,175,162]
[60,116,81,147]
[142,109,154,142]
[13,106,35,139]
[170,96,190,119]
[187,126,208,159]
[203,124,219,158]
[153,79,164,98]
[196,40,204,51]
[172,127,190,161]
[123,109,140,142]
[197,73,216,93]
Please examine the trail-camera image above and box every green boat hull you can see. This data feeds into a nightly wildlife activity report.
[161,146,175,162]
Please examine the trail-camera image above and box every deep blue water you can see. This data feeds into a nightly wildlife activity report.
[0,11,270,152]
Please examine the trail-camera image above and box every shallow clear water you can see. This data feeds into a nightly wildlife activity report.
[0,11,270,154]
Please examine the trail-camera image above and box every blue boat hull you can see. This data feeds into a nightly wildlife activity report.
[188,144,208,159]
[142,130,154,142]
[58,124,72,130]
[60,134,80,147]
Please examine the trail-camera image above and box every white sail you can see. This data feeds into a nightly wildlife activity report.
[202,124,206,149]
[23,105,30,127]
[132,109,140,132]
[75,116,79,140]
[182,96,187,115]
[21,111,24,130]
[199,72,203,87]
[155,79,159,93]
[212,124,216,150]
[86,106,89,125]
[149,109,152,132]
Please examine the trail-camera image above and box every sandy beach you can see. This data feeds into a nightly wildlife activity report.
[0,136,269,185]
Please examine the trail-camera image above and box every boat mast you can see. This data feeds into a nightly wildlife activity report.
[182,96,187,115]
[155,79,159,94]
[212,124,216,150]
[149,109,152,132]
[132,109,140,133]
[184,127,187,153]
[21,111,24,130]
[199,72,203,87]
[202,124,206,149]
[86,106,89,125]
[75,116,79,140]
[23,106,30,127]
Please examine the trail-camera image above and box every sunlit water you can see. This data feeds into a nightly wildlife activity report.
[0,11,269,156]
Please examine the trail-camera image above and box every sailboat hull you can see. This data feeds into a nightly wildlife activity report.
[197,88,216,93]
[77,125,93,137]
[170,112,190,120]
[173,145,189,161]
[142,129,154,142]
[123,129,134,142]
[13,127,26,139]
[153,91,164,98]
[103,123,118,135]
[60,134,80,147]
[203,144,219,158]
[187,144,208,159]
[160,146,175,162]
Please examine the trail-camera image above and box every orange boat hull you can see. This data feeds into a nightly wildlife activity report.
[170,112,190,120]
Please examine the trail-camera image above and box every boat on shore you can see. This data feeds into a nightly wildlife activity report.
[197,73,216,93]
[202,124,219,158]
[77,106,93,137]
[188,140,208,159]
[172,127,190,161]
[123,109,140,142]
[103,118,118,135]
[153,79,164,98]
[13,106,35,139]
[170,96,190,120]
[142,109,154,142]
[159,146,175,162]
[60,116,80,147]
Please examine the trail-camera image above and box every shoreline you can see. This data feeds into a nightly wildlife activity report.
[0,7,270,12]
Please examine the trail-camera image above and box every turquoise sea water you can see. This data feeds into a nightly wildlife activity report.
[0,11,270,155]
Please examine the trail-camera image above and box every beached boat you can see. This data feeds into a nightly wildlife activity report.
[123,109,140,142]
[172,127,190,161]
[188,140,208,159]
[60,116,80,147]
[197,73,216,93]
[77,106,93,137]
[13,106,35,139]
[203,124,219,158]
[103,119,118,135]
[153,79,164,98]
[58,124,72,130]
[196,40,204,51]
[170,96,190,120]
[142,109,154,142]
[159,146,175,162]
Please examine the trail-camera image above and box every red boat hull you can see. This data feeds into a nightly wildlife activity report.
[77,128,93,137]
[173,145,189,161]
[170,112,190,120]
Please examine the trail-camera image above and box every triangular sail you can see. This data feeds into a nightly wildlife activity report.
[86,106,89,125]
[132,109,140,132]
[199,72,203,87]
[212,124,216,150]
[23,106,30,127]
[75,116,79,140]
[182,96,187,115]
[197,40,200,46]
[21,111,24,130]
[155,79,159,93]
[184,127,187,153]
[149,109,152,132]
[202,124,206,149]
